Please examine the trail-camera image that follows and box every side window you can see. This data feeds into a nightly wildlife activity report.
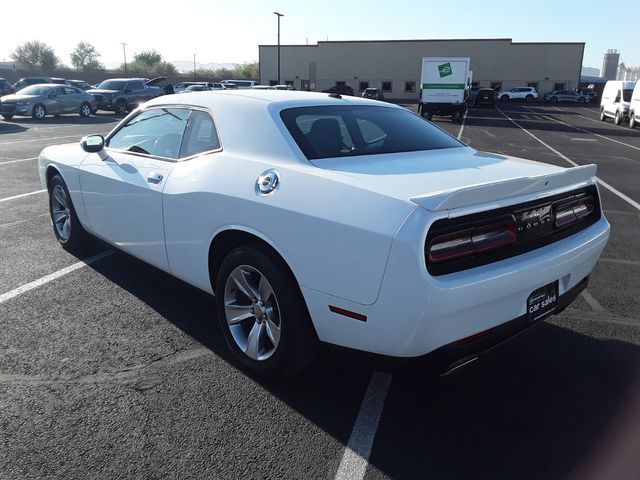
[614,90,621,103]
[181,110,221,157]
[53,87,65,96]
[64,87,78,95]
[356,118,387,148]
[107,108,190,159]
[127,81,144,91]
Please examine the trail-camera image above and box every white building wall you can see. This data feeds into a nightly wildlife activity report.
[259,39,584,99]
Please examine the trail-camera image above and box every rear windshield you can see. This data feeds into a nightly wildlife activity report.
[623,89,634,102]
[281,105,463,160]
[97,80,126,90]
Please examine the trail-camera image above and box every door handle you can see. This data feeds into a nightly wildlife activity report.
[147,172,163,184]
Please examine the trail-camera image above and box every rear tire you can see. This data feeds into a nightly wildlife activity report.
[630,113,636,129]
[79,102,92,117]
[501,94,509,102]
[114,100,127,116]
[615,110,622,125]
[215,244,318,379]
[525,95,533,102]
[550,97,558,103]
[578,97,586,104]
[48,174,91,252]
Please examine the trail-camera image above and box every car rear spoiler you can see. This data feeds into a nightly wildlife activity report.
[409,164,598,212]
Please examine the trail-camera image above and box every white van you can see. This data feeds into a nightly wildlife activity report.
[221,80,259,89]
[629,81,640,129]
[600,80,636,125]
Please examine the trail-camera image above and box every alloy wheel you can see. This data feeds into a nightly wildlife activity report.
[224,265,282,361]
[51,185,71,241]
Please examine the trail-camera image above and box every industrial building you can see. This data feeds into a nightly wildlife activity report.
[259,38,584,100]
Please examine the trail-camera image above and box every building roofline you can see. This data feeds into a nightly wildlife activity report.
[259,38,585,47]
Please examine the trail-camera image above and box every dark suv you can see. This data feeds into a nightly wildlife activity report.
[0,78,14,97]
[13,77,66,92]
[322,84,354,96]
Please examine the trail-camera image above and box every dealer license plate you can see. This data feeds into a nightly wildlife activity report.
[527,280,558,322]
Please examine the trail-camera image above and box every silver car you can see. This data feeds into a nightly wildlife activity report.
[0,84,96,120]
[544,90,588,103]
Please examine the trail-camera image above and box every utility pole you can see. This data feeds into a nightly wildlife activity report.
[121,43,128,73]
[273,12,284,85]
[193,53,197,81]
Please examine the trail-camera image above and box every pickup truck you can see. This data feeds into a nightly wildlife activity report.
[87,77,166,115]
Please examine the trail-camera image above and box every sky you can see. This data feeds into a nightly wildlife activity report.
[2,0,639,70]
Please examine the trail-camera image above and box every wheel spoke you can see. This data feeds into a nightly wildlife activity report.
[230,268,259,301]
[52,210,68,224]
[225,302,254,325]
[245,321,264,360]
[53,189,67,208]
[265,316,281,347]
[61,218,71,239]
[258,275,273,303]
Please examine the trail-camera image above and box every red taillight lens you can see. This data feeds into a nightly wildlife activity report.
[428,217,516,263]
[554,195,595,229]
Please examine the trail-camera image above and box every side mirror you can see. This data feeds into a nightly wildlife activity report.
[48,92,57,98]
[81,134,105,153]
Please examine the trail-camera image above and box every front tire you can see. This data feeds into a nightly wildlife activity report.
[525,95,533,102]
[114,100,127,116]
[216,245,318,378]
[48,174,90,252]
[501,94,509,102]
[32,103,47,120]
[550,96,558,103]
[615,110,622,125]
[578,97,586,104]
[1,114,13,120]
[600,108,607,121]
[630,113,637,129]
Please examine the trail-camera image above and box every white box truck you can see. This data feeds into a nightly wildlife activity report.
[419,57,470,121]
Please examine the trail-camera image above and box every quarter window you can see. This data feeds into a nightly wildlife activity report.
[127,81,144,91]
[181,110,221,157]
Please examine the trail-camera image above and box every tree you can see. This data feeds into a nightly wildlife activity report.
[133,50,163,68]
[10,41,58,71]
[70,42,103,71]
[120,50,177,76]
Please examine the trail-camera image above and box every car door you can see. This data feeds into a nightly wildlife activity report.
[125,80,147,108]
[63,86,82,113]
[47,86,68,114]
[78,106,191,271]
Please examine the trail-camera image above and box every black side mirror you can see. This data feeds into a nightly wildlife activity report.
[81,135,105,153]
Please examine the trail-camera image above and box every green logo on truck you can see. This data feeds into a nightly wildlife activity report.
[438,63,452,78]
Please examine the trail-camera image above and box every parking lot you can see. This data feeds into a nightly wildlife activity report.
[2,102,640,479]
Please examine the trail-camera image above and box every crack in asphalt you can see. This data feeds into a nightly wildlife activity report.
[0,347,212,386]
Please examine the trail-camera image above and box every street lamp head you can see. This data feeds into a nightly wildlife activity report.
[273,11,284,16]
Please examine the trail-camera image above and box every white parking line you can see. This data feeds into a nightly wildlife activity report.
[0,250,112,305]
[0,157,37,166]
[334,371,392,480]
[581,290,606,312]
[0,189,46,203]
[525,106,640,152]
[457,112,467,140]
[0,135,80,146]
[496,107,640,213]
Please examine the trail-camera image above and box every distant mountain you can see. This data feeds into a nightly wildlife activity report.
[581,66,600,77]
[171,61,238,73]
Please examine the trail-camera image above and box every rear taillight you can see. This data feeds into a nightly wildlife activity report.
[554,194,595,229]
[428,216,516,263]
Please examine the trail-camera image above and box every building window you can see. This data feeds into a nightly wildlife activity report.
[359,81,369,92]
[527,82,539,89]
[471,81,479,87]
[382,81,392,92]
[336,81,346,87]
[404,81,416,93]
[285,80,294,86]
[553,82,565,91]
[269,80,277,86]
[490,81,502,92]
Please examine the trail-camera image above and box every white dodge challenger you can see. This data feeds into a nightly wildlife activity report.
[38,90,610,377]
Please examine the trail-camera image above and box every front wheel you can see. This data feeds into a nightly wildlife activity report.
[578,97,586,104]
[630,113,637,129]
[550,97,558,103]
[32,103,47,119]
[114,100,127,116]
[216,245,318,378]
[1,114,13,120]
[48,174,91,252]
[501,95,509,102]
[525,95,533,102]
[79,102,92,117]
[600,108,607,121]
[614,110,622,125]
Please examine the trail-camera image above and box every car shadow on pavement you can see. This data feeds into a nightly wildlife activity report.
[3,114,118,127]
[369,320,640,480]
[82,249,640,479]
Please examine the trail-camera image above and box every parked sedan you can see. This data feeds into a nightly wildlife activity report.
[544,90,588,103]
[471,88,496,107]
[0,78,14,97]
[322,84,354,96]
[362,88,384,100]
[0,84,96,120]
[497,87,538,102]
[37,90,609,378]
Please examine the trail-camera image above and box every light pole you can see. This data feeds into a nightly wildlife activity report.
[273,12,284,85]
[120,42,128,73]
[193,53,197,81]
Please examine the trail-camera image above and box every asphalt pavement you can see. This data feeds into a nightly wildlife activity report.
[1,102,640,480]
